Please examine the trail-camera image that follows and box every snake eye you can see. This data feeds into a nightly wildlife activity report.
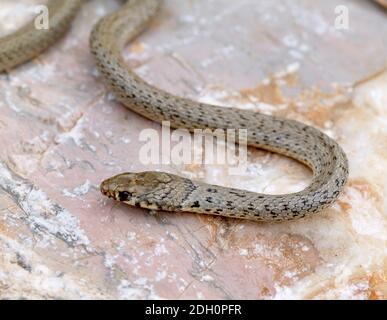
[118,191,131,201]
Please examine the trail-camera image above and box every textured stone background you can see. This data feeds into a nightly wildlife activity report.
[0,0,386,299]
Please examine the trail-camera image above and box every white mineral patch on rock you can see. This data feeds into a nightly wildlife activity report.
[0,162,90,247]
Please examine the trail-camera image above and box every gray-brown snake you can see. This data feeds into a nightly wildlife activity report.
[0,0,355,221]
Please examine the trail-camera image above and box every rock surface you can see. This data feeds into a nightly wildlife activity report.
[0,0,386,299]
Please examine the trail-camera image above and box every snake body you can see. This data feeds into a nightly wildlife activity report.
[0,0,83,72]
[1,0,350,222]
[92,0,349,221]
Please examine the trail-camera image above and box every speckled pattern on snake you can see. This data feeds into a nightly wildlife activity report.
[0,0,353,222]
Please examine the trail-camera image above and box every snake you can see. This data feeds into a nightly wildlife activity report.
[0,0,83,72]
[0,0,354,222]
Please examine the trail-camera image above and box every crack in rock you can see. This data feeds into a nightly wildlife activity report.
[0,161,90,247]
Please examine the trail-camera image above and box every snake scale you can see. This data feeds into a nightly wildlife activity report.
[0,0,352,222]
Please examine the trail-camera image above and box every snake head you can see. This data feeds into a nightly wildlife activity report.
[100,171,173,207]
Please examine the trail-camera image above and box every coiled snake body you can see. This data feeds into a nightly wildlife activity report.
[0,0,350,221]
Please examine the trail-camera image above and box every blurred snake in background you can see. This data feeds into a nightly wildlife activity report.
[7,0,386,221]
